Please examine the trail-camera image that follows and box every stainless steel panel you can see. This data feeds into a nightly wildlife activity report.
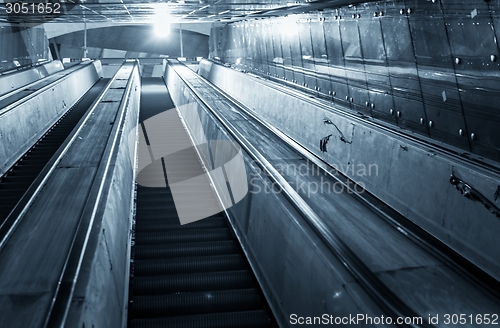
[277,19,295,83]
[378,4,428,135]
[309,17,330,98]
[442,0,499,71]
[339,8,370,116]
[257,23,268,75]
[263,22,276,77]
[407,1,453,69]
[271,20,285,80]
[358,4,396,123]
[224,25,237,64]
[298,17,317,93]
[285,17,304,86]
[323,12,350,107]
[420,78,470,150]
[230,24,245,69]
[241,23,252,69]
[464,110,500,162]
[245,21,259,72]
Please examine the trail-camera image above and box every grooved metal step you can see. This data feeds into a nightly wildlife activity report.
[131,289,263,318]
[135,228,232,245]
[134,254,247,276]
[132,271,254,295]
[133,240,240,260]
[129,310,273,328]
[135,218,226,232]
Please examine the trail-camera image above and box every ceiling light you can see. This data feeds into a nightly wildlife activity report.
[153,4,170,37]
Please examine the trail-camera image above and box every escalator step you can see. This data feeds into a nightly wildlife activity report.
[131,289,263,318]
[136,211,179,220]
[136,203,177,211]
[135,218,226,232]
[137,187,173,195]
[137,196,175,205]
[135,228,232,245]
[134,240,240,260]
[133,271,254,295]
[134,254,247,276]
[129,310,273,328]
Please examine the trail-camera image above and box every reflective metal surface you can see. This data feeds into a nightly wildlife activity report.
[210,1,500,162]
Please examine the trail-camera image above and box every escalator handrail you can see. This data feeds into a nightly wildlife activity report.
[0,61,96,117]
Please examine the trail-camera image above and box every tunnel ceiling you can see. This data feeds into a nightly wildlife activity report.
[1,0,334,24]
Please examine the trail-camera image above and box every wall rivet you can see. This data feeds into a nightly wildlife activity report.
[380,11,384,16]
[352,14,356,18]
[397,111,401,117]
[390,109,394,115]
[357,14,361,18]
[491,55,497,62]
[471,133,476,140]
[429,120,434,127]
[455,57,461,65]
[374,12,378,17]
[350,97,354,102]
[346,96,349,101]
[420,117,425,124]
[407,8,412,14]
[366,101,370,106]
[371,103,375,109]
[400,8,405,15]
[459,129,464,136]
[332,91,336,96]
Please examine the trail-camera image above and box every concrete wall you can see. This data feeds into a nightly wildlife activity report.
[165,62,383,327]
[66,62,141,328]
[0,61,102,177]
[198,60,500,282]
[0,60,63,96]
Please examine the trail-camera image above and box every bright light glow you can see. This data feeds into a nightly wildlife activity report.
[280,16,298,37]
[153,4,171,37]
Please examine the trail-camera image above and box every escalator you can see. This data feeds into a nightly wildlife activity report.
[0,78,109,237]
[127,78,276,328]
